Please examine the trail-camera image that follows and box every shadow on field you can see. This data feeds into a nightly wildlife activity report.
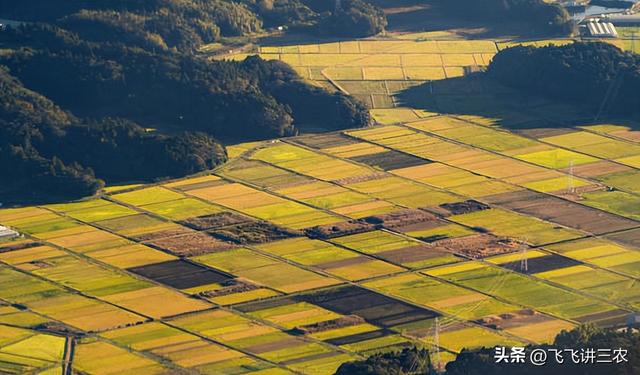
[395,73,640,131]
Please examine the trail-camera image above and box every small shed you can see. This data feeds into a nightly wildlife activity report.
[0,226,18,240]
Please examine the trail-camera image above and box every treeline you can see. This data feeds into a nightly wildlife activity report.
[302,0,387,38]
[335,347,432,375]
[0,7,371,203]
[445,324,639,375]
[488,42,640,117]
[0,0,387,47]
[0,67,226,202]
[334,325,639,374]
[440,0,573,36]
[0,25,369,140]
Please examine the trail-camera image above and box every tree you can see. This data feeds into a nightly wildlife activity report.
[440,0,573,36]
[335,347,433,375]
[311,0,387,37]
[0,6,371,203]
[488,42,640,117]
[444,325,640,375]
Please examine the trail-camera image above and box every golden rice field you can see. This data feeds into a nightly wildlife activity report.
[1,36,639,374]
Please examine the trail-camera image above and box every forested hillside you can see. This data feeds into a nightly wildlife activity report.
[441,0,573,36]
[0,1,373,203]
[488,42,640,117]
[0,0,387,44]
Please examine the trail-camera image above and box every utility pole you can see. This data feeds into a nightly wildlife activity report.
[520,238,528,273]
[433,317,441,371]
[568,160,576,195]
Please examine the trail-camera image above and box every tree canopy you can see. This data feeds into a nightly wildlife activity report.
[0,3,371,203]
[335,347,433,375]
[333,325,639,375]
[445,324,640,375]
[440,0,573,36]
[0,0,387,46]
[488,42,640,117]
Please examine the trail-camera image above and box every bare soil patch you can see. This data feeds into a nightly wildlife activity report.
[326,329,393,346]
[292,133,357,149]
[296,285,439,328]
[145,230,235,257]
[128,260,232,289]
[333,172,388,185]
[560,160,633,178]
[484,190,639,235]
[574,309,629,327]
[133,227,193,242]
[316,256,371,269]
[363,208,438,229]
[606,228,640,248]
[500,254,581,275]
[475,309,548,330]
[351,151,431,171]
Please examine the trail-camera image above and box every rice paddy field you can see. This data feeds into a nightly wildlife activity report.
[1,34,640,374]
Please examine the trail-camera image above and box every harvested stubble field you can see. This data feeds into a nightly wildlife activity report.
[1,35,640,374]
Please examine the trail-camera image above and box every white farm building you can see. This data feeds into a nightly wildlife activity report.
[583,19,619,38]
[0,226,18,240]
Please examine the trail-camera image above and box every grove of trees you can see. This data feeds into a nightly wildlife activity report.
[488,42,640,117]
[0,0,388,47]
[0,1,373,203]
[440,0,574,36]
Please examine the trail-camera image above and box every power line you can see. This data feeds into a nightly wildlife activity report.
[568,160,575,195]
[519,237,529,273]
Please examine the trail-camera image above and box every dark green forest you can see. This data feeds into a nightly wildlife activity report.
[440,0,573,36]
[0,0,387,45]
[0,1,373,203]
[488,42,640,117]
[335,347,432,375]
[334,325,639,375]
[445,324,639,375]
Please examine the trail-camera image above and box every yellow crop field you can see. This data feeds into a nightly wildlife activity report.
[2,23,638,375]
[73,340,169,374]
